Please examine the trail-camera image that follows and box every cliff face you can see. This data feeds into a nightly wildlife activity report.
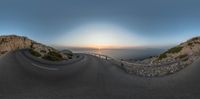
[0,35,54,54]
[0,35,30,54]
[179,37,200,56]
[0,35,68,60]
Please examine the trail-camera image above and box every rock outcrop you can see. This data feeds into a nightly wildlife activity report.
[120,36,200,77]
[0,35,68,60]
[155,36,200,62]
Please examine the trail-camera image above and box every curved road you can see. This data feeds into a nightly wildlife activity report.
[0,51,200,99]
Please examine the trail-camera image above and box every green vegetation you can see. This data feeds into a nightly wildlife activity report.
[165,46,183,54]
[158,53,167,60]
[42,51,63,61]
[62,49,73,59]
[191,37,199,41]
[29,49,41,57]
[188,42,193,46]
[40,50,46,53]
[194,41,200,44]
[187,37,200,46]
[158,46,183,60]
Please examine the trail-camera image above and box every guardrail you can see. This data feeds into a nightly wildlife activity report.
[87,53,136,69]
[89,53,111,60]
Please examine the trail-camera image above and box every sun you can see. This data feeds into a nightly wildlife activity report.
[87,43,116,49]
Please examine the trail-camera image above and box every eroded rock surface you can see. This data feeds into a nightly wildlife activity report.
[0,35,68,60]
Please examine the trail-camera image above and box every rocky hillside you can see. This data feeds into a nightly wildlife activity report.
[121,36,200,77]
[155,37,200,62]
[0,35,69,61]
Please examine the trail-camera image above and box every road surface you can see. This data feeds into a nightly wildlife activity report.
[0,50,200,99]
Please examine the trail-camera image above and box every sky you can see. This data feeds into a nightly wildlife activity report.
[0,0,200,49]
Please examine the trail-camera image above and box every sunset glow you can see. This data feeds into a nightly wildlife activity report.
[57,22,139,49]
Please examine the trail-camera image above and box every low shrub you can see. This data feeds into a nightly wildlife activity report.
[194,41,200,44]
[29,49,41,57]
[42,51,63,61]
[62,49,73,59]
[158,46,183,60]
[165,46,183,54]
[188,42,193,46]
[158,53,167,60]
[40,50,46,53]
[191,37,199,41]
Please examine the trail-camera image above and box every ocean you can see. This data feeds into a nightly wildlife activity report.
[67,48,168,60]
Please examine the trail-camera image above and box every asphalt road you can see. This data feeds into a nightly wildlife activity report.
[0,51,200,99]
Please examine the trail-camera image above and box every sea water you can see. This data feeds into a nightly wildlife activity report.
[69,48,167,60]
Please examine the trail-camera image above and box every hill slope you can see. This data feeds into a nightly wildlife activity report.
[0,35,69,61]
[156,37,200,62]
[122,36,200,77]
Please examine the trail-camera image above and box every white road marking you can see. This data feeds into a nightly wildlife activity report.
[31,63,59,71]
